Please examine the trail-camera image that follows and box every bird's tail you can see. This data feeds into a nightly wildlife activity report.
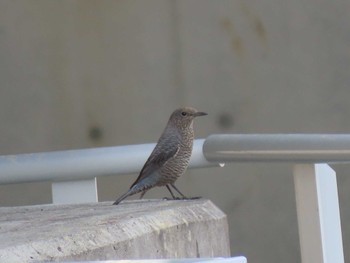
[113,190,132,205]
[113,185,143,205]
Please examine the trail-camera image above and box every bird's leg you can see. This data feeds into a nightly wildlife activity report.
[139,190,147,199]
[170,184,187,198]
[164,185,178,200]
[170,184,201,200]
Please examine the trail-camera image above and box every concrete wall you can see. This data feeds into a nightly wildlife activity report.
[1,1,350,262]
[0,200,230,261]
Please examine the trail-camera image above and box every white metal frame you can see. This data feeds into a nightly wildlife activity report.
[0,139,215,204]
[294,164,344,263]
[0,134,348,263]
[62,257,247,263]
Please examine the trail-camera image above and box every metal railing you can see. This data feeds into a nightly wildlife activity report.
[0,139,214,184]
[0,134,348,263]
[204,134,350,162]
[61,258,247,263]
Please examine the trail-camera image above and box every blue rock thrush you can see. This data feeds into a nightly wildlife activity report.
[113,107,207,205]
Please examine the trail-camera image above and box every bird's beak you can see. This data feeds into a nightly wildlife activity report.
[194,111,208,117]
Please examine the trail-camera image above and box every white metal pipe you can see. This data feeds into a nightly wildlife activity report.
[59,257,247,263]
[0,139,217,185]
[294,164,344,263]
[4,133,350,185]
[203,134,350,163]
[52,178,98,204]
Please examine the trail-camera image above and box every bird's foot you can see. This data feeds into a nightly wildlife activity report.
[162,196,202,201]
[184,196,202,200]
[162,197,181,200]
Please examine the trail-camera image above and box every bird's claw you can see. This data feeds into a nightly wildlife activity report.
[162,197,181,200]
[186,196,202,200]
[162,196,202,201]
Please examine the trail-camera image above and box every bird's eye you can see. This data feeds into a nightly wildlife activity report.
[181,112,187,116]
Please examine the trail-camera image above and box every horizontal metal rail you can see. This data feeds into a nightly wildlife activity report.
[2,134,350,185]
[61,258,247,263]
[0,139,215,185]
[203,134,350,163]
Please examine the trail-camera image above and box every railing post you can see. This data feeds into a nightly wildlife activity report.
[293,163,344,263]
[52,178,98,204]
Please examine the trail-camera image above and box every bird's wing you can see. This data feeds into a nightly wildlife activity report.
[130,135,180,188]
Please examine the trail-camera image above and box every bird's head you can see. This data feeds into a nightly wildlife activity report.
[169,107,207,129]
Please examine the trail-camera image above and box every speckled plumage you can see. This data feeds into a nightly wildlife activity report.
[113,107,207,205]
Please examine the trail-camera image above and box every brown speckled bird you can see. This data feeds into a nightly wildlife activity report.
[113,107,207,205]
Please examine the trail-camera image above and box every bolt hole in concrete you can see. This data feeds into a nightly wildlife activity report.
[88,125,103,142]
[217,112,234,130]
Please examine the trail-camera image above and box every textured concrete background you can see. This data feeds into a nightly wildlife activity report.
[1,1,350,262]
[0,200,230,262]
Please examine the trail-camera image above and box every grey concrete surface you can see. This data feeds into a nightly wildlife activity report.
[0,199,230,262]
